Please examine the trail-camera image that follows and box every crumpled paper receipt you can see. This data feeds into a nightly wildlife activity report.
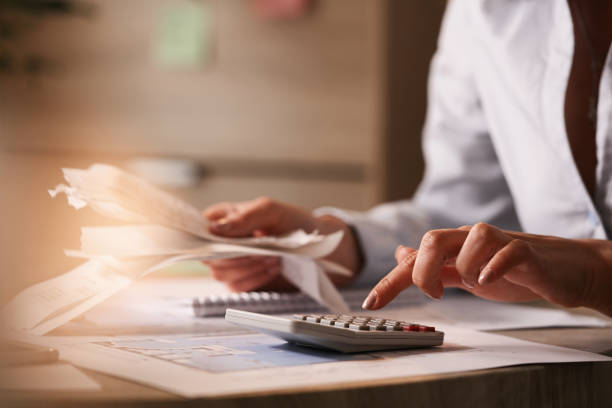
[48,164,327,249]
[1,164,352,336]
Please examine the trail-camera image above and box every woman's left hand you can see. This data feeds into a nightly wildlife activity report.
[362,223,612,317]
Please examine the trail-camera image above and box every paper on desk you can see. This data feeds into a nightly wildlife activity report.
[14,326,611,398]
[2,243,349,336]
[0,363,101,391]
[48,164,329,249]
[377,291,611,331]
[0,261,132,334]
[0,257,173,336]
[70,242,351,313]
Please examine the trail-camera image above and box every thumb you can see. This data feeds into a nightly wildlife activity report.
[203,202,234,221]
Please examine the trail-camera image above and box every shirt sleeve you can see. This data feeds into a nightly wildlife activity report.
[317,0,521,287]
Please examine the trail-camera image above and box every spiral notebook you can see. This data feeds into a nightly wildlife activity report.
[192,287,424,317]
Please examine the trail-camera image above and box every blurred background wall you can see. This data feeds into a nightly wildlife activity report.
[0,0,445,305]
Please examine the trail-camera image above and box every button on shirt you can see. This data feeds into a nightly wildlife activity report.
[316,0,612,286]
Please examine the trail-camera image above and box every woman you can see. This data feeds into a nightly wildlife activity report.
[203,0,612,317]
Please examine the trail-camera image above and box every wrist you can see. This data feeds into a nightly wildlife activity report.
[314,214,363,285]
[581,239,612,317]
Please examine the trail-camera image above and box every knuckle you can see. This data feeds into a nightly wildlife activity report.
[420,230,444,251]
[508,239,532,257]
[471,222,495,241]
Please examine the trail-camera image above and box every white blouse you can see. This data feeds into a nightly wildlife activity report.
[317,0,612,285]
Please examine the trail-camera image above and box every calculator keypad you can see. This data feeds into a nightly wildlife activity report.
[293,314,435,332]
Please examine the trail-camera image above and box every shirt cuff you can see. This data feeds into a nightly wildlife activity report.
[313,207,400,288]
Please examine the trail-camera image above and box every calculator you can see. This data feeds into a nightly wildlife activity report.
[225,309,444,353]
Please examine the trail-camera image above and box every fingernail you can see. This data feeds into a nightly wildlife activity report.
[461,278,475,289]
[362,291,378,310]
[478,268,493,285]
[425,292,442,301]
[425,285,443,300]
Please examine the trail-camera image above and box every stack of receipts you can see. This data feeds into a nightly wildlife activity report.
[1,164,351,336]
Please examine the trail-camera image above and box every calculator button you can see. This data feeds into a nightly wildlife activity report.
[385,320,398,326]
[296,313,436,332]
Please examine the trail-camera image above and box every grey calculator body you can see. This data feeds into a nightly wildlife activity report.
[225,309,444,353]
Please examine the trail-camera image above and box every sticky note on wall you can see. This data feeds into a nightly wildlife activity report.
[153,2,214,69]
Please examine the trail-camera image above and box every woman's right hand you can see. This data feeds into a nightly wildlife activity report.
[202,197,362,292]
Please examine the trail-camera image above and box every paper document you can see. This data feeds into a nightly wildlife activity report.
[49,164,329,249]
[2,163,353,335]
[10,327,610,398]
[1,246,348,336]
[0,261,133,335]
[0,257,178,336]
[48,278,610,336]
[377,290,611,331]
[78,224,345,260]
[7,276,606,398]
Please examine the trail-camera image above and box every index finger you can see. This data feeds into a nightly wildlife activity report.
[362,248,417,310]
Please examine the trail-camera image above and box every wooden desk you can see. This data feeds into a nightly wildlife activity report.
[2,326,611,408]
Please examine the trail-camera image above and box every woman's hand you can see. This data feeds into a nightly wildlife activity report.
[362,222,612,317]
[203,197,362,292]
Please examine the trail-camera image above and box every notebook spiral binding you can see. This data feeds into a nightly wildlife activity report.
[193,288,424,317]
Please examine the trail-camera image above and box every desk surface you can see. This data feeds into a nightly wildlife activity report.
[2,325,611,408]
